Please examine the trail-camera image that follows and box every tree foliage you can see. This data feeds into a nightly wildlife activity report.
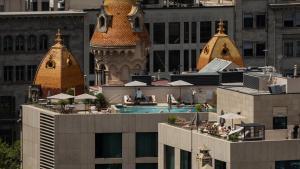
[95,93,108,111]
[0,140,20,169]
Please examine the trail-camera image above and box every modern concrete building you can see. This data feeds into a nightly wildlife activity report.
[0,0,25,12]
[21,104,197,169]
[158,74,300,169]
[0,11,87,143]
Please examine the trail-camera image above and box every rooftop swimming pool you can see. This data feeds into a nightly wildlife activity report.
[116,105,196,114]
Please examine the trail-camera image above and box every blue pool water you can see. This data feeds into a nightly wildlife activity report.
[117,105,196,114]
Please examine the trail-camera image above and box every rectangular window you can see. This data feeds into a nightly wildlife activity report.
[32,1,38,11]
[283,13,294,27]
[243,13,253,29]
[180,150,191,169]
[153,51,165,72]
[184,50,189,71]
[297,41,300,57]
[191,50,197,71]
[191,22,197,43]
[89,53,95,74]
[243,41,253,57]
[215,20,228,34]
[215,159,226,169]
[275,160,300,169]
[89,24,95,40]
[273,116,287,129]
[0,5,4,12]
[95,133,122,158]
[284,41,294,57]
[136,163,158,169]
[0,96,15,119]
[169,22,180,44]
[136,132,158,157]
[169,50,180,73]
[95,164,122,169]
[41,1,49,11]
[165,145,175,169]
[256,42,266,57]
[27,65,37,81]
[3,66,13,82]
[153,23,165,44]
[200,21,211,43]
[145,23,150,37]
[256,14,266,28]
[184,22,189,43]
[16,66,25,81]
[142,0,159,4]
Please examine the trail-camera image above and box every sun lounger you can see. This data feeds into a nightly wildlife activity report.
[124,95,134,105]
[140,95,157,105]
[167,94,178,104]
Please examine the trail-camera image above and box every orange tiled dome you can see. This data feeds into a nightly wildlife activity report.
[34,30,84,97]
[197,21,244,70]
[90,0,149,47]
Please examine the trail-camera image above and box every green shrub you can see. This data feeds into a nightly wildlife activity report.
[95,93,108,111]
[168,115,177,124]
[195,104,202,112]
[228,133,239,142]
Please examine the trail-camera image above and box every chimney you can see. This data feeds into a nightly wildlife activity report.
[294,65,297,78]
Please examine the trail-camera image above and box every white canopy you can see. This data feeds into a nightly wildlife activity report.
[75,93,97,100]
[124,81,147,87]
[219,113,245,120]
[168,80,193,86]
[47,93,74,100]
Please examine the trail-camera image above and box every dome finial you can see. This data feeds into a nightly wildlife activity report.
[55,29,63,44]
[217,19,225,34]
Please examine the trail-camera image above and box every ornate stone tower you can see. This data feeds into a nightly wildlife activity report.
[197,20,245,71]
[34,30,84,97]
[90,0,150,85]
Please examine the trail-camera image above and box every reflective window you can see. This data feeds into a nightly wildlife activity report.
[275,160,300,169]
[191,49,197,71]
[27,35,37,51]
[184,50,189,71]
[243,41,253,57]
[243,13,253,29]
[184,22,189,43]
[95,133,122,158]
[180,150,191,169]
[169,50,180,73]
[165,145,175,169]
[273,116,287,129]
[153,23,165,44]
[284,41,294,57]
[200,21,211,43]
[215,159,226,169]
[16,66,25,81]
[16,35,25,51]
[136,132,158,157]
[39,35,48,51]
[3,66,13,82]
[153,51,165,72]
[191,22,197,43]
[95,164,122,169]
[256,14,266,28]
[3,36,13,52]
[256,42,266,57]
[169,22,180,44]
[136,163,157,169]
[27,65,37,81]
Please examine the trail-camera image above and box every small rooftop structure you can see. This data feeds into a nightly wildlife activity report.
[199,58,239,73]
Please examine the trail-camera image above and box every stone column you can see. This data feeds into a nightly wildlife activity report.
[95,70,99,86]
[37,0,41,11]
[104,70,109,85]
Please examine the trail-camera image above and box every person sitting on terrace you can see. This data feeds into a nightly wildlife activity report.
[135,88,144,102]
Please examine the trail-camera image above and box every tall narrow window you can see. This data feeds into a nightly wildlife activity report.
[297,41,300,57]
[153,23,165,44]
[16,35,25,51]
[243,41,253,57]
[256,42,266,57]
[256,14,266,28]
[191,22,197,43]
[27,35,37,51]
[16,66,25,81]
[284,41,294,57]
[169,50,180,73]
[283,13,294,27]
[153,51,165,72]
[95,133,122,158]
[27,65,37,81]
[243,13,253,29]
[215,159,226,169]
[200,21,211,43]
[89,53,95,74]
[184,50,189,71]
[136,132,158,157]
[165,145,175,169]
[3,36,13,52]
[135,17,140,29]
[41,1,49,11]
[169,22,180,44]
[39,35,48,51]
[191,50,197,71]
[184,22,189,43]
[3,66,13,82]
[180,150,191,169]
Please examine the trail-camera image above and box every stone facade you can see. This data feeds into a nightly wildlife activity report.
[0,11,87,142]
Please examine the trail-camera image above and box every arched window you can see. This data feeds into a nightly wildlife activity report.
[27,35,37,51]
[39,34,48,51]
[100,16,105,28]
[3,36,13,52]
[16,35,25,51]
[134,17,140,29]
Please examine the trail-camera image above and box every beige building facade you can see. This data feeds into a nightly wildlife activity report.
[0,0,24,12]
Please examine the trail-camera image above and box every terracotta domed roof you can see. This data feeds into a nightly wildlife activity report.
[197,21,244,70]
[90,0,149,47]
[34,30,84,97]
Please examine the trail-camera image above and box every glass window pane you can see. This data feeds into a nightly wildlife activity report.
[180,150,191,169]
[153,51,165,72]
[215,159,226,169]
[169,22,180,44]
[153,23,165,44]
[95,164,122,169]
[184,22,189,43]
[256,42,266,57]
[95,133,122,158]
[165,145,175,169]
[244,13,253,29]
[136,163,158,169]
[273,116,287,129]
[243,41,253,57]
[136,132,158,157]
[191,22,197,43]
[284,42,294,57]
[200,21,211,43]
[191,50,197,71]
[256,14,266,28]
[296,41,300,57]
[169,50,180,73]
[184,50,189,71]
[275,160,300,169]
